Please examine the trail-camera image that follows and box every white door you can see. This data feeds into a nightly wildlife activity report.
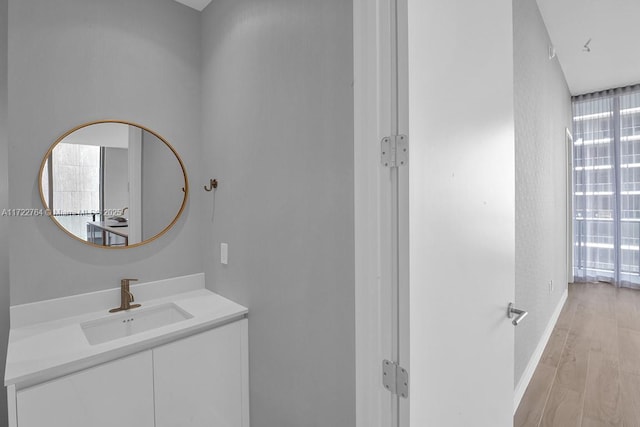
[355,0,516,425]
[404,0,516,426]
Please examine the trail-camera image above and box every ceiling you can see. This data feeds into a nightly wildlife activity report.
[536,0,640,95]
[171,0,640,95]
[173,0,212,12]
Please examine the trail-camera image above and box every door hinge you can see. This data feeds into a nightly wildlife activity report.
[382,360,409,398]
[381,135,408,168]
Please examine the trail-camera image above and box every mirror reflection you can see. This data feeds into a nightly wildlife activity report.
[39,121,188,248]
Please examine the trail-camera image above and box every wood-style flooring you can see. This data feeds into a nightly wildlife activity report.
[515,282,640,427]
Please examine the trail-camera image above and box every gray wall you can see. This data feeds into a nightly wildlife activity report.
[0,0,9,424]
[514,0,573,385]
[8,0,203,304]
[200,1,355,426]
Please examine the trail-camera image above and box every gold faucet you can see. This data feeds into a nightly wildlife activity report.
[109,279,141,313]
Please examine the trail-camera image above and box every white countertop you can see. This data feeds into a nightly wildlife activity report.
[4,274,248,389]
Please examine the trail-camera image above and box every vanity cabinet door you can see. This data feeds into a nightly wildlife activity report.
[16,351,155,427]
[153,320,249,427]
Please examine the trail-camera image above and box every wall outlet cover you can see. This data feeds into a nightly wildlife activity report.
[221,243,228,265]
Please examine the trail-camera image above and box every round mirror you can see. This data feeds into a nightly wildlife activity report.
[39,120,189,248]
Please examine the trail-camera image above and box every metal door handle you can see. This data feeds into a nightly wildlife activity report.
[507,303,528,326]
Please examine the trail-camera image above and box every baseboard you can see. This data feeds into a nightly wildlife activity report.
[513,287,568,413]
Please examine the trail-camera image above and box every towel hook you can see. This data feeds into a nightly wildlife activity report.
[204,179,218,192]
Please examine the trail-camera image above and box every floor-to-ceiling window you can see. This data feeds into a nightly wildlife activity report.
[573,86,640,287]
[42,143,101,239]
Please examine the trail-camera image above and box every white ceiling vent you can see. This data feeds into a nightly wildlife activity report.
[173,0,212,12]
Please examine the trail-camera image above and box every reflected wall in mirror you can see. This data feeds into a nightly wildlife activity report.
[39,120,189,248]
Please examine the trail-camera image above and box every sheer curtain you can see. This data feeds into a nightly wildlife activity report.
[573,86,640,288]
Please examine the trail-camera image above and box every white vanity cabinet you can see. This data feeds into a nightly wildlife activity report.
[15,351,155,427]
[8,319,249,427]
[154,320,249,427]
[5,276,249,427]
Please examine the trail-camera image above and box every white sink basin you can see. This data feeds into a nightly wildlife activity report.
[81,303,193,345]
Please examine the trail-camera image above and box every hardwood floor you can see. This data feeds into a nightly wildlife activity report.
[515,282,640,427]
